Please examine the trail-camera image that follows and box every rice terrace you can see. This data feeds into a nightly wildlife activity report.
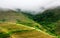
[0,6,60,38]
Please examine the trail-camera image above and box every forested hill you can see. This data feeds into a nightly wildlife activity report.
[32,7,60,36]
[24,7,60,36]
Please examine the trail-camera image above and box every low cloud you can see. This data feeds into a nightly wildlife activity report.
[0,0,60,12]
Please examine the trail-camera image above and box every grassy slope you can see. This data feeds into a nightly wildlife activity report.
[0,10,56,38]
[0,22,56,38]
[0,10,44,31]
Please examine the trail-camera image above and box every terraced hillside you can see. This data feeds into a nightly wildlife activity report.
[0,10,42,28]
[0,22,56,38]
[0,9,56,38]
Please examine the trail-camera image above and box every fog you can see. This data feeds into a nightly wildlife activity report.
[0,0,60,12]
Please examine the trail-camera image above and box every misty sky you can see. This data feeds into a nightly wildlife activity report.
[0,0,60,11]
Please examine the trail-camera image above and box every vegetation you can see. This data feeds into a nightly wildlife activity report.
[0,7,60,38]
[30,7,60,36]
[0,32,10,38]
[22,6,60,36]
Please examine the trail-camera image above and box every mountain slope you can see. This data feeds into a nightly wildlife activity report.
[30,7,60,37]
[0,10,42,29]
[0,9,56,38]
